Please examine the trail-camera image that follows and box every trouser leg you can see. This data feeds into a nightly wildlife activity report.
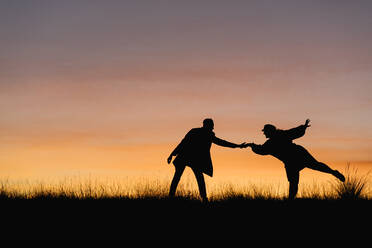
[286,167,300,200]
[169,166,185,197]
[288,181,299,200]
[301,149,335,174]
[307,161,345,182]
[191,168,208,201]
[307,161,335,174]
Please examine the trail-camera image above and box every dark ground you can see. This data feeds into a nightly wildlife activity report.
[2,197,371,245]
[2,197,371,224]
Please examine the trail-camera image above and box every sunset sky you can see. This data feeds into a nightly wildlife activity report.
[1,1,372,184]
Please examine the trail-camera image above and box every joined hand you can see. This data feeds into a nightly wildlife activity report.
[238,142,251,148]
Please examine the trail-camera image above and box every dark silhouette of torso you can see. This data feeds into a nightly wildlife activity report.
[171,127,237,176]
[251,125,308,167]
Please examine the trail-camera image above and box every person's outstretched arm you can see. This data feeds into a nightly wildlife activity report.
[284,119,311,140]
[213,136,247,148]
[247,142,270,155]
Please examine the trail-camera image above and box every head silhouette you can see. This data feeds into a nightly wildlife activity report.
[262,124,276,138]
[203,118,214,131]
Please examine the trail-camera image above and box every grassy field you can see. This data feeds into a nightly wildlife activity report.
[1,166,370,223]
[1,167,371,240]
[1,166,370,201]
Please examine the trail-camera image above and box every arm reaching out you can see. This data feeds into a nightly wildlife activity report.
[213,136,248,148]
[247,142,270,155]
[283,119,311,140]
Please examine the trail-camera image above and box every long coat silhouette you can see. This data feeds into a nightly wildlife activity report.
[171,127,238,177]
[167,118,246,201]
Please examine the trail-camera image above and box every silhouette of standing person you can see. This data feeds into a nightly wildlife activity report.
[167,118,247,202]
[247,119,345,199]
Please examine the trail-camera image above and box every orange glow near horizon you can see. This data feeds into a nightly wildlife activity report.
[1,1,371,187]
[1,138,371,186]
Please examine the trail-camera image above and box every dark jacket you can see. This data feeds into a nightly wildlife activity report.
[250,125,308,166]
[170,127,238,177]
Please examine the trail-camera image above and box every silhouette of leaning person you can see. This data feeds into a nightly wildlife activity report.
[247,119,345,199]
[167,118,247,202]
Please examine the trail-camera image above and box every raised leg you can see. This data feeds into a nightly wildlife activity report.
[307,161,334,174]
[307,161,345,182]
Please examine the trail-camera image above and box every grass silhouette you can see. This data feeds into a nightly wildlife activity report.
[1,165,370,201]
[1,166,371,233]
[331,164,370,200]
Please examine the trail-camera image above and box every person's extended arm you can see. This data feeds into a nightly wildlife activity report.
[284,119,311,140]
[247,142,270,155]
[213,136,247,148]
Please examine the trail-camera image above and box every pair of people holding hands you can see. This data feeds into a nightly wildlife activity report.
[167,118,345,201]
